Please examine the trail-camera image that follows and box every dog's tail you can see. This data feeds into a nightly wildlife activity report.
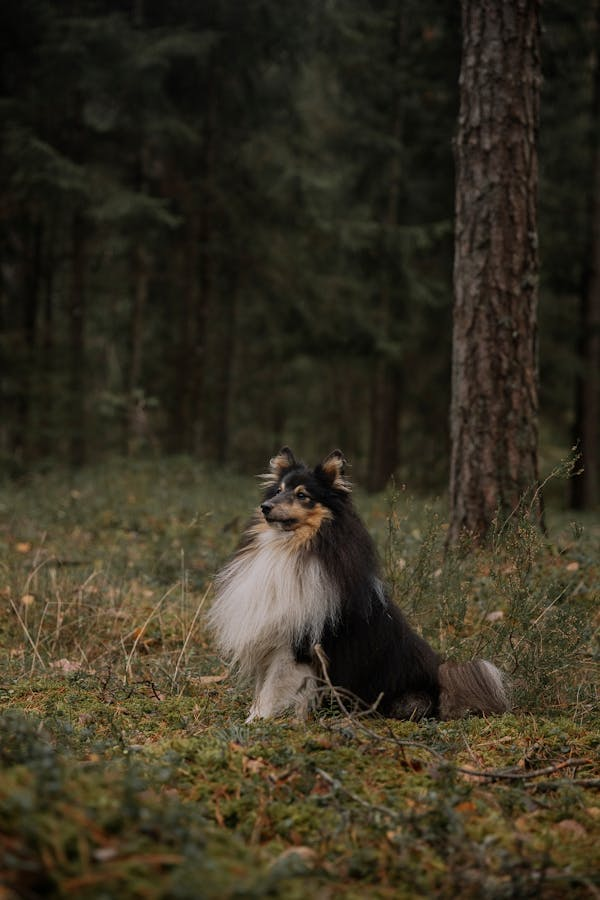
[438,659,510,719]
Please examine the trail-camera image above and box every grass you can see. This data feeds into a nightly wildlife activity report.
[1,457,599,898]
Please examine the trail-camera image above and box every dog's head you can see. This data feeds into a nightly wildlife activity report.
[259,447,351,535]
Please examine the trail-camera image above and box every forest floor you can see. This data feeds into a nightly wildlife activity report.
[0,458,599,899]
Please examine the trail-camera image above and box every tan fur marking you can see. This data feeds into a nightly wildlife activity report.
[257,499,332,548]
[270,449,295,474]
[258,448,296,488]
[288,503,332,549]
[321,450,351,493]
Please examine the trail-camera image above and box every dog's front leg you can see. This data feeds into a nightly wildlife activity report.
[246,649,316,722]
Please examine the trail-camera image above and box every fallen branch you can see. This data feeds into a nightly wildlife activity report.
[532,777,600,792]
[456,757,593,783]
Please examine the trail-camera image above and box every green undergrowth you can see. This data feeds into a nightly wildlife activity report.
[1,458,599,898]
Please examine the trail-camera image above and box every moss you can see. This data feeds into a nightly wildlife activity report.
[0,460,599,897]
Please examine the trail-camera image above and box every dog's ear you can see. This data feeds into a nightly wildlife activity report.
[319,449,351,492]
[270,446,296,475]
[260,446,296,487]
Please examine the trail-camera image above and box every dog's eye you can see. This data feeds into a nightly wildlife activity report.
[296,491,308,500]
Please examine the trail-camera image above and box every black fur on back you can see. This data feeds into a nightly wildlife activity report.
[266,457,442,717]
[312,505,440,717]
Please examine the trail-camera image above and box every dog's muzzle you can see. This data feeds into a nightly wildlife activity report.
[260,501,296,528]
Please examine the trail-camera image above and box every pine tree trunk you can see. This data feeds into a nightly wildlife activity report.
[68,213,86,468]
[366,6,404,493]
[572,3,600,510]
[171,213,200,454]
[367,360,401,493]
[10,216,42,467]
[177,71,216,457]
[449,0,542,542]
[209,272,238,465]
[127,244,149,456]
[38,223,55,458]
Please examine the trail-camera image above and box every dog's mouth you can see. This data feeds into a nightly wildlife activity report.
[264,513,298,530]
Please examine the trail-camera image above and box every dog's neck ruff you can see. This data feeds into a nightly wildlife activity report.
[209,525,338,677]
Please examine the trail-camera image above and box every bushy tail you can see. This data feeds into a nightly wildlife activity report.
[438,660,510,720]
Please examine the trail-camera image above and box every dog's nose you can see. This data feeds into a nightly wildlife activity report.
[261,501,274,517]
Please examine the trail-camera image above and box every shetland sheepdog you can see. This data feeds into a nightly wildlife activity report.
[208,448,509,722]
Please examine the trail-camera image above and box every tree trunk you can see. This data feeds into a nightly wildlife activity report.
[571,2,600,510]
[175,72,216,457]
[208,271,238,465]
[38,222,56,458]
[127,243,150,455]
[367,360,402,492]
[68,213,86,468]
[176,210,208,455]
[11,216,43,466]
[449,0,542,542]
[366,4,404,493]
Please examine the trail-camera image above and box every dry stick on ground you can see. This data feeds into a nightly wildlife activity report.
[312,644,594,785]
[533,778,600,791]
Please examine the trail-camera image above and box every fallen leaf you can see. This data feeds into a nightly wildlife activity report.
[565,561,579,572]
[51,658,82,674]
[386,829,404,844]
[243,755,267,775]
[15,542,32,553]
[455,801,477,815]
[486,610,504,622]
[515,813,538,832]
[20,594,35,607]
[555,819,587,838]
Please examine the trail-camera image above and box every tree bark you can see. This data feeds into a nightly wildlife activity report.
[449,0,542,542]
[68,213,86,468]
[38,221,56,458]
[366,3,404,493]
[127,243,150,455]
[175,69,216,457]
[208,271,238,465]
[571,2,600,510]
[367,360,402,492]
[11,216,42,466]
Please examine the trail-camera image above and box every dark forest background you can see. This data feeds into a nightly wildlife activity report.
[1,0,598,503]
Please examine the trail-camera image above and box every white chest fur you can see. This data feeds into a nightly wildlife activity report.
[208,527,338,677]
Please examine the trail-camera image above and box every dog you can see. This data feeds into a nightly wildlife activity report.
[208,448,509,722]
